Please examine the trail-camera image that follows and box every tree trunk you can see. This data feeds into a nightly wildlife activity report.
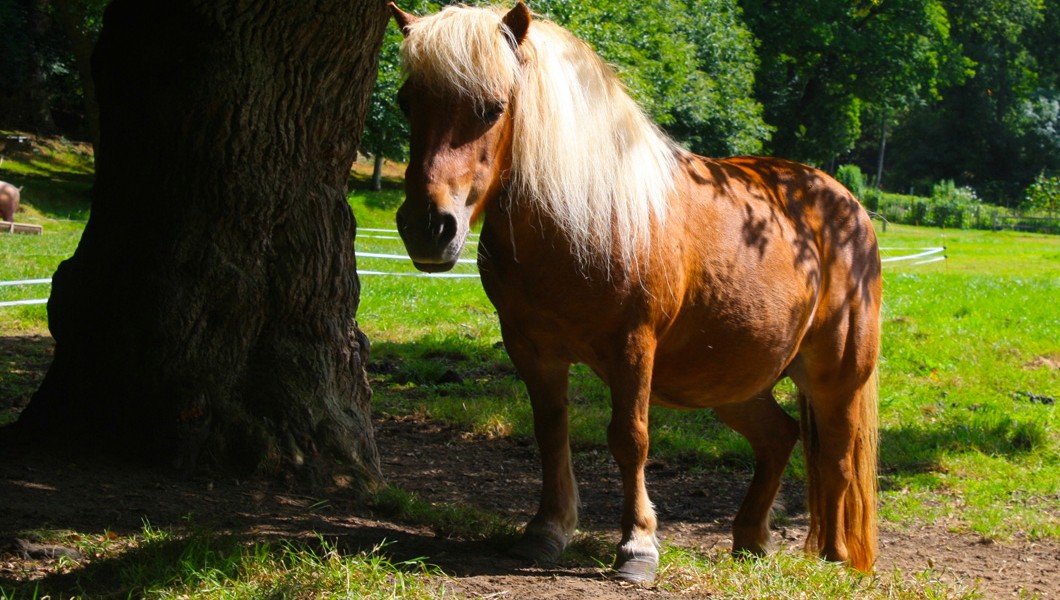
[372,153,385,192]
[53,0,101,149]
[21,0,58,133]
[15,0,388,493]
[876,110,887,189]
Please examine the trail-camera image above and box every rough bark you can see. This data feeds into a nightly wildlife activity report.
[15,0,388,493]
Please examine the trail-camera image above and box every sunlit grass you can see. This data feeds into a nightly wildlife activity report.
[0,524,450,600]
[875,225,1060,540]
[657,545,980,599]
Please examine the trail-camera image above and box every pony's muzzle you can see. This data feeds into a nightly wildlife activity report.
[396,204,466,272]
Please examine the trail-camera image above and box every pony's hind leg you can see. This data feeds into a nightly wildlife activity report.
[791,365,879,572]
[503,327,578,563]
[713,390,800,557]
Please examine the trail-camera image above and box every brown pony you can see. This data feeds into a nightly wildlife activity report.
[388,2,881,583]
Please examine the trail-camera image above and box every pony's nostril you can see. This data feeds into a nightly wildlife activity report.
[434,212,458,244]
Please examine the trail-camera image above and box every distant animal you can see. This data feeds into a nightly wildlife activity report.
[0,181,21,222]
[389,1,882,583]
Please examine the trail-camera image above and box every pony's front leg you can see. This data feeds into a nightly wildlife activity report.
[608,336,659,584]
[504,330,577,563]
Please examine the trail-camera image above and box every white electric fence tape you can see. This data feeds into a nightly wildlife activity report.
[2,234,944,306]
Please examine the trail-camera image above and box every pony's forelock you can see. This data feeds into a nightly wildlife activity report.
[400,5,680,271]
[400,5,520,102]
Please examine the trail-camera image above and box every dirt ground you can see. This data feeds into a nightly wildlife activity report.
[0,414,1056,598]
[0,338,1058,598]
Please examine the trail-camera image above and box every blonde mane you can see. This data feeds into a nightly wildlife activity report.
[400,5,682,270]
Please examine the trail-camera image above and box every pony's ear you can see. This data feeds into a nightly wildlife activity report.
[503,1,531,46]
[388,2,418,37]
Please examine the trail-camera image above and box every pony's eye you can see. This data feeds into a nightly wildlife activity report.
[481,101,506,124]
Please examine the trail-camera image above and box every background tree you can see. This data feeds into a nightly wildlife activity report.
[0,0,59,133]
[0,0,105,144]
[533,0,769,156]
[3,0,1057,205]
[742,0,960,168]
[887,0,1057,202]
[364,0,768,162]
[666,0,772,155]
[14,0,389,492]
[51,0,106,147]
[361,14,415,192]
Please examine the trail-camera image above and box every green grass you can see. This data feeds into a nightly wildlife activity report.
[0,529,979,600]
[0,523,448,599]
[0,137,93,333]
[656,545,979,599]
[874,226,1060,540]
[371,486,519,543]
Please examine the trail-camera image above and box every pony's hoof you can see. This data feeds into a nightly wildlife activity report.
[732,543,769,560]
[508,530,567,564]
[612,555,658,585]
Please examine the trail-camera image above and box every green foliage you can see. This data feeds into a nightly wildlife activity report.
[836,164,867,200]
[361,2,429,167]
[1023,171,1060,215]
[507,0,771,155]
[887,0,1058,204]
[370,0,770,157]
[928,179,980,228]
[866,185,1042,231]
[0,0,105,136]
[744,0,962,165]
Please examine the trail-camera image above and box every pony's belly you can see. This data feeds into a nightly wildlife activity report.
[648,363,786,409]
[648,333,795,409]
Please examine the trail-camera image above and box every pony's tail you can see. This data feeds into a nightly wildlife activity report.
[799,368,879,572]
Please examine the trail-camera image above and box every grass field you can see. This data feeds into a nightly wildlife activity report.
[2,148,1057,597]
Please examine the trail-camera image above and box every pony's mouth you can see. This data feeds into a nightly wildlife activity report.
[412,259,458,273]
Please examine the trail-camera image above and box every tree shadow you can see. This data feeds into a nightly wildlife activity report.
[347,171,405,212]
[2,170,93,221]
[0,335,53,421]
[368,337,516,388]
[879,414,1049,481]
[0,431,605,598]
[0,525,603,598]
